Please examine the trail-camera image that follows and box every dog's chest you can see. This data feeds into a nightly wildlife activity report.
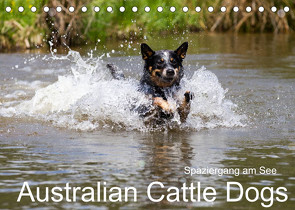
[139,83,179,100]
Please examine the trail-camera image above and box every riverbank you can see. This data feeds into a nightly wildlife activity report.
[1,0,294,51]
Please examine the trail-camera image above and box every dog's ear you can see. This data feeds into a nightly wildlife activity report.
[141,43,155,60]
[175,42,188,60]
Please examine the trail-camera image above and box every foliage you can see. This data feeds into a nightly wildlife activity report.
[0,0,46,50]
[0,0,294,50]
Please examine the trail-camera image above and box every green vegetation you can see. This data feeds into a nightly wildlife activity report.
[0,0,294,51]
[0,0,46,50]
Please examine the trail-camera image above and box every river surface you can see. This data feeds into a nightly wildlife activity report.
[0,33,294,209]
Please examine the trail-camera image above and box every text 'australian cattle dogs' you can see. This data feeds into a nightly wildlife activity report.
[107,42,194,125]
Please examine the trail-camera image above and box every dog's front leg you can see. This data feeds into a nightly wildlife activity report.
[153,97,175,113]
[178,91,194,123]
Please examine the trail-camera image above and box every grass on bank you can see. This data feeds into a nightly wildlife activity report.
[0,0,295,50]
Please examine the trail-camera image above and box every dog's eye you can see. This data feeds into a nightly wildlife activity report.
[170,58,176,64]
[157,60,164,65]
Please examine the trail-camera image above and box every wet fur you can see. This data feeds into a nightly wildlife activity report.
[107,42,193,124]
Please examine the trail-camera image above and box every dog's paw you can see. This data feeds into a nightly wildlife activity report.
[184,91,194,103]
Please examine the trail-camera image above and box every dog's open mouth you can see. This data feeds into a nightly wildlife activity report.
[163,77,174,82]
[155,72,174,83]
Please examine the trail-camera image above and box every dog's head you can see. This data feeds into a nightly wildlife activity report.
[141,42,188,88]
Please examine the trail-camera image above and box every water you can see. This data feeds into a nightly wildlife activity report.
[0,33,294,209]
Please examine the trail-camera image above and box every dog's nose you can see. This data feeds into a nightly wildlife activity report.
[166,69,175,76]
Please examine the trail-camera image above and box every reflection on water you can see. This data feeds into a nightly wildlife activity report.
[0,33,295,209]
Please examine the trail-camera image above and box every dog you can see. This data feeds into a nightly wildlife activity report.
[107,42,193,125]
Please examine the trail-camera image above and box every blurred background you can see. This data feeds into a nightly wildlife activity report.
[0,0,295,51]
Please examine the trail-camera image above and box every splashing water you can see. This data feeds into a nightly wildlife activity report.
[0,49,246,131]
